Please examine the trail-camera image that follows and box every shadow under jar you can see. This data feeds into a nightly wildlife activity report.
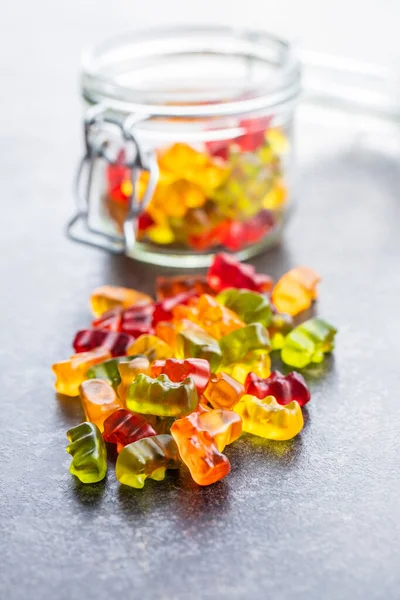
[72,26,301,267]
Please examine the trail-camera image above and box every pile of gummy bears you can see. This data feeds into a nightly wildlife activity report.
[105,122,288,251]
[53,254,336,488]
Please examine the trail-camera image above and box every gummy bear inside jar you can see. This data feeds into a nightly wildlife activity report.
[82,27,300,264]
[105,124,290,253]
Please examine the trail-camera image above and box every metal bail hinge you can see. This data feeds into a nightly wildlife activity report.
[66,106,159,256]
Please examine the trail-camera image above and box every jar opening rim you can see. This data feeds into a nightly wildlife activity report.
[82,25,301,118]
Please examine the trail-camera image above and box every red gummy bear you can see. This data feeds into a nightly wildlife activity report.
[152,290,198,324]
[245,371,311,407]
[221,211,275,251]
[207,253,273,293]
[103,409,156,452]
[151,358,211,396]
[121,304,156,337]
[72,329,134,357]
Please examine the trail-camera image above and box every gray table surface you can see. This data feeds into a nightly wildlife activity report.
[1,5,400,600]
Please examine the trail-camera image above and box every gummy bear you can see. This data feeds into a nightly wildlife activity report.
[73,329,134,357]
[272,267,320,316]
[80,378,123,432]
[173,293,245,339]
[116,434,180,489]
[281,318,337,368]
[171,412,231,486]
[219,323,271,365]
[197,408,242,451]
[102,409,156,452]
[216,288,273,327]
[125,374,198,417]
[234,395,303,440]
[268,311,294,350]
[86,354,144,390]
[175,320,222,372]
[151,358,211,395]
[117,356,152,402]
[156,275,213,300]
[52,347,111,397]
[90,285,152,317]
[66,422,107,483]
[207,254,273,293]
[203,372,245,410]
[245,371,310,406]
[126,334,173,361]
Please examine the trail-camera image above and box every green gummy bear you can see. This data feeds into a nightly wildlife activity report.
[216,288,272,327]
[281,318,337,368]
[269,312,294,350]
[66,422,107,484]
[86,354,144,389]
[126,374,198,417]
[176,323,222,372]
[219,323,271,365]
[116,434,180,489]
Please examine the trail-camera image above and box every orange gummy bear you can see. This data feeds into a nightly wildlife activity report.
[79,379,123,432]
[172,294,245,339]
[171,412,231,486]
[198,409,242,451]
[272,267,320,316]
[203,372,245,410]
[52,348,112,397]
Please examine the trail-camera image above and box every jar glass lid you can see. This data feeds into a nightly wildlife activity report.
[82,26,301,118]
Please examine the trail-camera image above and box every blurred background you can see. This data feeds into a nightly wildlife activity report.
[2,0,398,248]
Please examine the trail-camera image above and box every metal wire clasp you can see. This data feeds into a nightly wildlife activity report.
[66,106,159,256]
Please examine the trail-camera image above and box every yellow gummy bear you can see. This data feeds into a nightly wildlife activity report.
[234,394,303,440]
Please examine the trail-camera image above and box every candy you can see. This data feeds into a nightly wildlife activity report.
[73,329,134,357]
[197,409,242,451]
[125,374,198,417]
[145,415,176,435]
[272,267,320,316]
[269,311,294,350]
[119,303,155,337]
[219,210,275,251]
[245,371,310,406]
[171,413,231,486]
[221,352,271,385]
[126,334,173,361]
[90,285,152,317]
[66,422,107,483]
[116,434,180,489]
[207,253,273,293]
[204,372,245,410]
[173,293,245,338]
[55,255,336,491]
[86,354,143,389]
[52,347,111,397]
[175,320,222,372]
[216,288,273,327]
[105,123,290,252]
[79,379,123,432]
[102,409,156,452]
[117,356,152,401]
[92,310,122,332]
[281,318,337,368]
[156,275,213,300]
[151,358,211,395]
[152,291,198,324]
[154,321,178,347]
[234,395,303,440]
[219,323,271,365]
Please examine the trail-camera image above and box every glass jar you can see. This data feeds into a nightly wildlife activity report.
[68,26,301,267]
